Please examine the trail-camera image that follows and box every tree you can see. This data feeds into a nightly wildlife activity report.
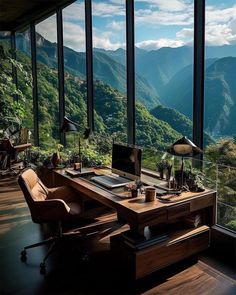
[0,44,32,138]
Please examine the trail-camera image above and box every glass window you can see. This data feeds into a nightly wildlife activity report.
[36,15,60,148]
[204,0,236,233]
[63,0,87,147]
[15,28,34,143]
[92,0,127,144]
[134,0,194,155]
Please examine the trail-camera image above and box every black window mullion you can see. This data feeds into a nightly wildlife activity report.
[57,9,66,145]
[126,0,135,145]
[85,0,94,131]
[193,0,205,156]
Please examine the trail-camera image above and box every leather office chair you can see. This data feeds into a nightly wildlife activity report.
[18,168,83,273]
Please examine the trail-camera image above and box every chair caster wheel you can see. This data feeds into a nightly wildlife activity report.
[21,250,27,261]
[40,262,46,275]
[82,253,90,262]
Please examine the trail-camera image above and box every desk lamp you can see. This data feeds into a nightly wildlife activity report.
[60,116,91,172]
[167,136,202,191]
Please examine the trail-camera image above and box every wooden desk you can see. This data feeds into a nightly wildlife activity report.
[54,168,216,279]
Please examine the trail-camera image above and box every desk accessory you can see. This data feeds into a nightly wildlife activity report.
[167,136,203,192]
[60,116,91,173]
[145,187,156,202]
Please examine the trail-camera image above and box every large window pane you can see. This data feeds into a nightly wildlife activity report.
[134,0,194,155]
[92,0,127,144]
[204,0,236,233]
[63,1,87,147]
[36,15,60,148]
[16,28,34,143]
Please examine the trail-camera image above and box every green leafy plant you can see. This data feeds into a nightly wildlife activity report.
[0,44,32,139]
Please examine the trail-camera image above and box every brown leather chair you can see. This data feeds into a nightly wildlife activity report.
[18,168,83,273]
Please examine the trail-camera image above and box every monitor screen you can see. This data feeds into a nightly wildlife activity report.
[112,144,142,180]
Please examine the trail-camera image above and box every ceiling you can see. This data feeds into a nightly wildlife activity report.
[0,0,74,31]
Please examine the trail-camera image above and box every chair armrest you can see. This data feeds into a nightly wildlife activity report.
[33,199,71,222]
[47,186,79,202]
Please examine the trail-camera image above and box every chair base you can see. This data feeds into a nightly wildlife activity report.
[20,222,76,274]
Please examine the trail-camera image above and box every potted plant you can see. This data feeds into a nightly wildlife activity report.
[126,180,143,197]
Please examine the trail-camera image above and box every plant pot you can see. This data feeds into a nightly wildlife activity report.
[131,190,138,198]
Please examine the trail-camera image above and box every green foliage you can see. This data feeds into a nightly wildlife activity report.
[225,220,236,232]
[205,138,236,166]
[0,44,32,139]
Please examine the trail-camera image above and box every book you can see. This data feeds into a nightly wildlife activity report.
[121,229,169,250]
[181,213,202,228]
[123,234,168,250]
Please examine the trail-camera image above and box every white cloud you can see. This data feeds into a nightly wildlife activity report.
[136,0,189,12]
[92,2,125,17]
[93,29,125,50]
[106,21,125,31]
[63,22,86,51]
[63,2,85,22]
[36,16,57,43]
[205,4,236,46]
[176,28,193,40]
[136,38,184,50]
[136,9,193,26]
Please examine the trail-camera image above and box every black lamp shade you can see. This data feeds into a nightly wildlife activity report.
[167,136,203,157]
[60,116,78,133]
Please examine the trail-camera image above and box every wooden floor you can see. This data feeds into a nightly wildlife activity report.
[0,175,236,295]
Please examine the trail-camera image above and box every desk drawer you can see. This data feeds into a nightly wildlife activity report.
[111,226,210,280]
[168,202,190,220]
[135,229,209,279]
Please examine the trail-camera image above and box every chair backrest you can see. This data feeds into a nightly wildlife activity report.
[18,168,49,223]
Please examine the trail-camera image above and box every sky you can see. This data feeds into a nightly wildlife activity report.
[35,0,236,52]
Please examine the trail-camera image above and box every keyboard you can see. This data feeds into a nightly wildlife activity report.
[91,175,133,189]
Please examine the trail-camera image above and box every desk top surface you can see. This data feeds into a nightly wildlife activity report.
[54,168,216,216]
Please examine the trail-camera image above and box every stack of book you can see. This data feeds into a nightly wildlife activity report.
[121,230,168,250]
[181,213,202,228]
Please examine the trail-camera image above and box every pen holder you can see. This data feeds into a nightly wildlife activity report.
[145,187,156,202]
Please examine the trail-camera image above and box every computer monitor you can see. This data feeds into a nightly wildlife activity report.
[111,143,142,180]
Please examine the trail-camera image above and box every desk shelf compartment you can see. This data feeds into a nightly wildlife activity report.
[110,225,210,280]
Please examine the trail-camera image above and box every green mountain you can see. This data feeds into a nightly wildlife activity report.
[162,58,218,118]
[12,46,180,149]
[16,33,159,109]
[160,57,236,138]
[151,105,213,146]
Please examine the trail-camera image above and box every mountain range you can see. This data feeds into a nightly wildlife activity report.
[6,31,236,141]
